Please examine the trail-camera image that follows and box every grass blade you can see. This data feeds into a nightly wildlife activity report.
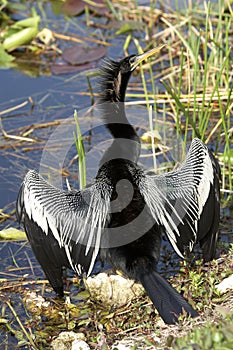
[73,110,86,190]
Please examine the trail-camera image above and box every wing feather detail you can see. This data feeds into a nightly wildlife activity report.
[138,138,214,256]
[20,170,111,276]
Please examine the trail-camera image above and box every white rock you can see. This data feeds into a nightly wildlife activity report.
[25,291,50,308]
[72,340,90,350]
[51,331,86,350]
[111,342,132,350]
[112,344,132,350]
[216,274,233,293]
[86,272,144,308]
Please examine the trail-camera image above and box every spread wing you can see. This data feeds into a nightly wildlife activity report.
[138,138,220,259]
[17,170,112,282]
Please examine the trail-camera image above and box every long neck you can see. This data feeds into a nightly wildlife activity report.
[99,59,140,143]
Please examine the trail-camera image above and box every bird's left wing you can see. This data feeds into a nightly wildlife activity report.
[17,170,112,276]
[138,138,219,258]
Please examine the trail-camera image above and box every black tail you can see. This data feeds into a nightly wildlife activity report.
[139,270,198,324]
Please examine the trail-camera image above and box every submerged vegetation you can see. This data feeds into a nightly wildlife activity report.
[0,0,232,348]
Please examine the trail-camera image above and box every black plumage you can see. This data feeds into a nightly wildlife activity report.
[16,47,220,324]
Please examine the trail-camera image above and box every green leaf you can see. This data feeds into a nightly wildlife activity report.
[12,15,40,29]
[0,45,15,64]
[141,130,162,143]
[0,227,27,240]
[3,26,39,52]
[116,21,143,35]
[0,318,8,324]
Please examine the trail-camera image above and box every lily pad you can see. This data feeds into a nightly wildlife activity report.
[62,0,107,16]
[62,46,106,65]
[51,61,96,75]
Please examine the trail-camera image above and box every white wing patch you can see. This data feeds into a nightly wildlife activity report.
[22,170,111,276]
[196,150,214,217]
[139,138,214,256]
[139,176,185,257]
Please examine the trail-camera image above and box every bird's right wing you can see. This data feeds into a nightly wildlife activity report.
[138,138,218,257]
[17,170,112,276]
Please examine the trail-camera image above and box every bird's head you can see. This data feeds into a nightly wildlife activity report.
[120,46,164,74]
[98,46,164,142]
[100,46,164,103]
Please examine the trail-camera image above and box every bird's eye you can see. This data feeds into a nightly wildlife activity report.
[129,56,136,65]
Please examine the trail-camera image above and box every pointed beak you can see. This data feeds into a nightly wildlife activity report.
[130,45,165,71]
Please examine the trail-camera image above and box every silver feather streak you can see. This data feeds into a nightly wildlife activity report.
[19,170,112,276]
[138,138,214,257]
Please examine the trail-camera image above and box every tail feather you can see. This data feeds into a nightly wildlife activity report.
[139,270,198,324]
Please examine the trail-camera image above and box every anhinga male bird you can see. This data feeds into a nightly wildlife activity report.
[16,47,220,324]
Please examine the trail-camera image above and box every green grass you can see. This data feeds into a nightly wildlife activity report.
[128,0,232,196]
[73,110,86,190]
[169,317,233,350]
[162,1,231,140]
